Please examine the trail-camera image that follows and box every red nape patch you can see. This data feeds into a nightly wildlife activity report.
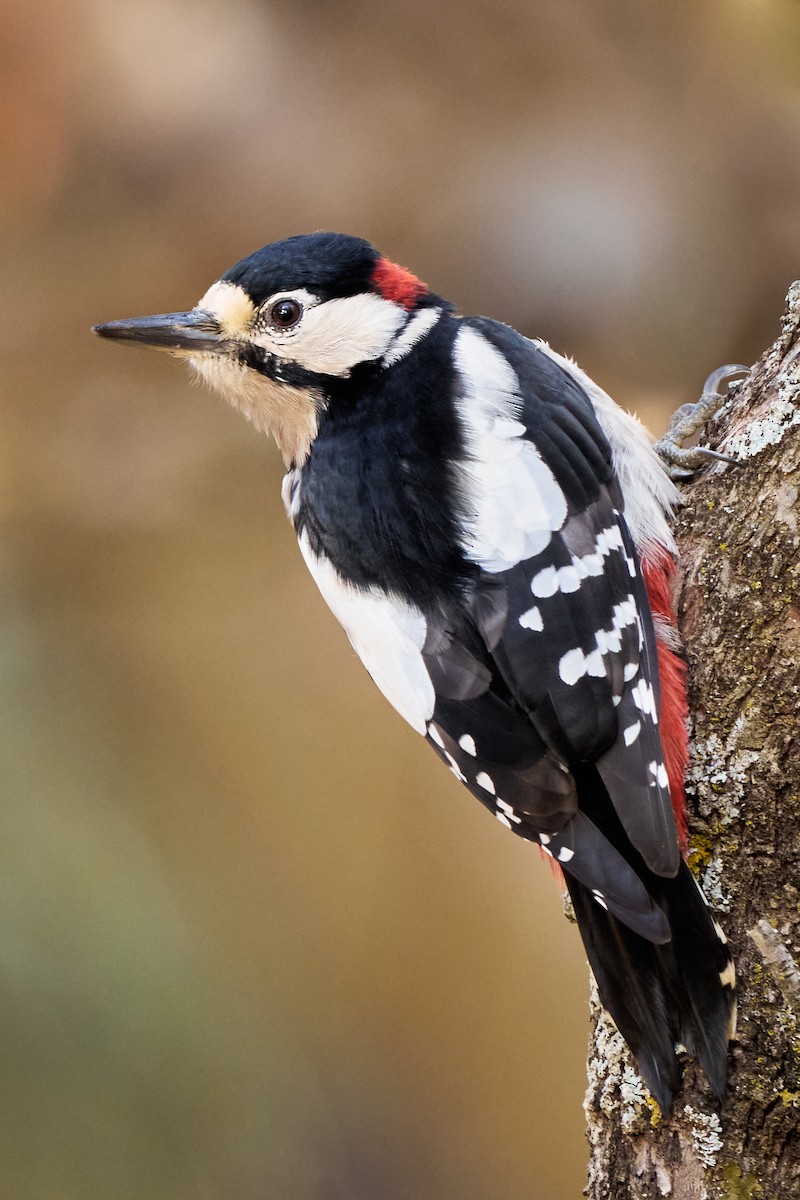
[371,256,426,310]
[642,545,690,853]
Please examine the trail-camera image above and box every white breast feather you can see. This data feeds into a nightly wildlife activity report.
[454,327,568,572]
[298,535,434,734]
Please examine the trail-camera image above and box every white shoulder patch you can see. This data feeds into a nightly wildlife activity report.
[453,327,568,573]
[533,341,679,556]
[297,535,434,734]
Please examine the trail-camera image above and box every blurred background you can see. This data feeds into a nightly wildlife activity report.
[2,2,800,1197]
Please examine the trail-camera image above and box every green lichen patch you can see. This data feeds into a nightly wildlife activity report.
[719,1162,762,1199]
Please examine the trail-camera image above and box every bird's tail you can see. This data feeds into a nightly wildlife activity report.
[565,859,736,1112]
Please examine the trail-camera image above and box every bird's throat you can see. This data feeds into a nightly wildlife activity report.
[190,354,322,468]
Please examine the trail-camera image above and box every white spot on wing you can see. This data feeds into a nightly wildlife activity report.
[496,798,521,824]
[555,565,582,593]
[519,605,544,631]
[558,647,587,686]
[446,754,467,783]
[476,771,496,795]
[557,597,639,686]
[584,648,606,677]
[458,734,477,755]
[530,566,558,598]
[623,721,641,745]
[529,526,625,599]
[631,678,657,721]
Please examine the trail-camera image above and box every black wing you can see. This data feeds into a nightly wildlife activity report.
[421,319,679,936]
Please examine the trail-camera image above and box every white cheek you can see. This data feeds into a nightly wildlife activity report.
[256,292,406,376]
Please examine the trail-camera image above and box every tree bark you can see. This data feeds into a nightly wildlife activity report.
[584,284,800,1199]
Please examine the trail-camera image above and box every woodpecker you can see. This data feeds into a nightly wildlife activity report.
[94,232,736,1111]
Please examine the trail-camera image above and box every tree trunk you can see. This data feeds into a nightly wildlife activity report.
[584,284,800,1199]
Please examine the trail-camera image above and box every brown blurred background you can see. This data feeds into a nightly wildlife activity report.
[2,2,800,1197]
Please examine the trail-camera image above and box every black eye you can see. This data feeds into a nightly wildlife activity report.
[269,298,303,329]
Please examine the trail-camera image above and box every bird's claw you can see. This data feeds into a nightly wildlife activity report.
[653,365,750,480]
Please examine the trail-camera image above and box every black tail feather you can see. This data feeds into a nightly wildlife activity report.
[566,860,734,1111]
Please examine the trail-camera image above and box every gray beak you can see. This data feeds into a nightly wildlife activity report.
[92,309,223,353]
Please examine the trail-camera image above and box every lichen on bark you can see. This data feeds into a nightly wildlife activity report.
[584,284,800,1199]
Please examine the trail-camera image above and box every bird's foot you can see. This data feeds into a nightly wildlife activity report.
[653,364,750,480]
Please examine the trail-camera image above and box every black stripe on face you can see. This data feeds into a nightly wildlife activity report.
[237,343,335,391]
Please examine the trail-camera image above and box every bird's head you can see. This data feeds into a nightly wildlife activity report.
[94,232,437,466]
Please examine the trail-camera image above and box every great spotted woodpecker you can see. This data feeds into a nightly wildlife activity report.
[94,232,736,1111]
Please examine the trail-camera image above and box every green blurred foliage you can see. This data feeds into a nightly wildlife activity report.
[2,1,800,1196]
